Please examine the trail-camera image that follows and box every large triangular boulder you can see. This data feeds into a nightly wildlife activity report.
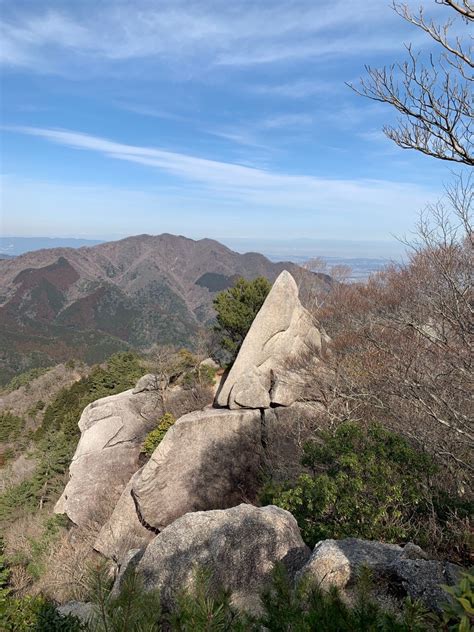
[216,270,327,409]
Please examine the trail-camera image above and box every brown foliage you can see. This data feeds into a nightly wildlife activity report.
[310,179,473,491]
[34,521,104,603]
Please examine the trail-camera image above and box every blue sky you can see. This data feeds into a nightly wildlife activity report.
[0,0,458,255]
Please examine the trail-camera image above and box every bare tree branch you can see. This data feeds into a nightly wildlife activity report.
[350,1,473,165]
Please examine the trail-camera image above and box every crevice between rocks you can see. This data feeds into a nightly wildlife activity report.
[130,488,160,535]
[259,408,268,453]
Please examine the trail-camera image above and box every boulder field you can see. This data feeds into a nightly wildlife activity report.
[55,271,461,615]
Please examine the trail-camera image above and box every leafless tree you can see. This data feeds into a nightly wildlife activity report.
[351,1,473,165]
[144,344,183,409]
[311,174,473,484]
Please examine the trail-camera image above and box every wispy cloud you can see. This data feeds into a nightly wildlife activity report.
[0,0,422,75]
[253,79,340,98]
[262,114,313,129]
[206,113,313,150]
[4,126,438,222]
[205,128,271,150]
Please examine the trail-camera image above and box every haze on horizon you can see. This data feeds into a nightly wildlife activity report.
[0,0,455,255]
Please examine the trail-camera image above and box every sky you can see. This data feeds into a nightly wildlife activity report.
[0,0,460,256]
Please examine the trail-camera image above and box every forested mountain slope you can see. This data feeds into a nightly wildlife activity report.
[0,234,326,385]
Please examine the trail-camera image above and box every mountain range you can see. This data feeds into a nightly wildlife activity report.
[0,233,327,385]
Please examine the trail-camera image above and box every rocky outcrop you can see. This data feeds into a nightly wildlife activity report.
[94,470,155,560]
[120,504,310,613]
[96,401,323,557]
[59,271,328,559]
[128,408,263,531]
[216,271,327,409]
[54,388,156,526]
[297,538,461,612]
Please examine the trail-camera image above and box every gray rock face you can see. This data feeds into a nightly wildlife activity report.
[128,504,310,612]
[54,388,155,526]
[297,538,461,612]
[132,374,160,394]
[57,601,95,624]
[297,538,405,590]
[131,408,263,532]
[95,403,321,558]
[389,558,461,612]
[216,271,325,409]
[94,469,155,560]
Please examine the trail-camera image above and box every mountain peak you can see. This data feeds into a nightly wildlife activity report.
[0,234,327,386]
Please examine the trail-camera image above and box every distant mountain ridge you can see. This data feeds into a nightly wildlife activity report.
[0,237,103,256]
[0,233,326,385]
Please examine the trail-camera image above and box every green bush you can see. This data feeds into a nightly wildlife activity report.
[0,411,25,442]
[1,595,84,631]
[85,561,161,632]
[439,570,474,631]
[3,367,51,393]
[258,564,432,632]
[142,413,176,456]
[3,561,466,632]
[213,277,271,361]
[82,563,459,631]
[170,568,249,631]
[0,353,144,527]
[262,422,438,547]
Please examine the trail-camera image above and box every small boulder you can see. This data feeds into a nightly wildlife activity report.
[199,358,219,371]
[126,504,310,612]
[296,538,405,590]
[389,558,461,612]
[132,374,160,394]
[57,601,95,625]
[297,537,462,612]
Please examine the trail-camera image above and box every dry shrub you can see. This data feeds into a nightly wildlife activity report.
[3,512,62,597]
[166,385,214,419]
[9,564,34,596]
[3,507,110,603]
[263,401,327,486]
[34,520,104,603]
[136,384,214,427]
[4,513,45,565]
[304,182,473,494]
